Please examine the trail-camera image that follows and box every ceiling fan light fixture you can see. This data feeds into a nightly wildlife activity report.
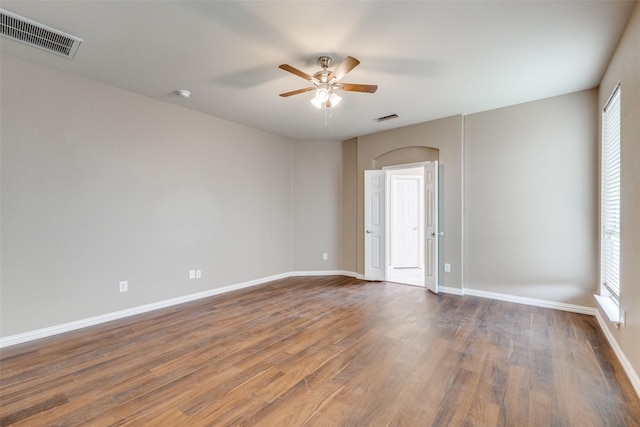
[316,87,330,102]
[311,86,331,109]
[329,92,342,107]
[310,96,323,109]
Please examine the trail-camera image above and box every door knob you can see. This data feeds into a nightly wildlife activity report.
[431,231,444,237]
[366,230,373,234]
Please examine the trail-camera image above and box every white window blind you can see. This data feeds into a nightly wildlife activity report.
[601,85,621,299]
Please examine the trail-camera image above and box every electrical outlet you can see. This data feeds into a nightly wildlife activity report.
[444,263,451,273]
[189,270,196,280]
[195,270,202,279]
[323,253,328,261]
[119,280,128,292]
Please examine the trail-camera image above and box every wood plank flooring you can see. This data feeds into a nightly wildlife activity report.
[1,275,639,426]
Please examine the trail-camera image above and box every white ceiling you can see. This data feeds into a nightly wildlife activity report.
[0,1,635,141]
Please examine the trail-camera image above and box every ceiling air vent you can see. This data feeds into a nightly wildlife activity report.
[0,9,82,58]
[376,114,399,122]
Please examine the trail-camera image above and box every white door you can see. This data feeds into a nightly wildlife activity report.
[390,175,421,268]
[424,161,439,293]
[364,170,385,280]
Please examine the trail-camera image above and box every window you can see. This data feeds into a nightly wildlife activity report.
[600,84,621,304]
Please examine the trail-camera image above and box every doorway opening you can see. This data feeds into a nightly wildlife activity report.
[385,166,425,287]
[364,161,439,293]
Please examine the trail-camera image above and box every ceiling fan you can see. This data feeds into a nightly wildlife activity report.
[279,56,378,109]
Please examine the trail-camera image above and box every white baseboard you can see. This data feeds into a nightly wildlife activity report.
[0,273,608,351]
[463,288,596,315]
[595,310,640,399]
[0,270,363,349]
[289,270,359,278]
[0,272,291,348]
[440,286,464,295]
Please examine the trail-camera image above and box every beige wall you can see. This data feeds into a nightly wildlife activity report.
[340,138,358,273]
[353,116,464,289]
[1,55,294,336]
[464,90,598,307]
[345,91,598,304]
[598,1,640,386]
[292,140,342,271]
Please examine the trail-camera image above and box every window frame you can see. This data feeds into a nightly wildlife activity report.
[598,83,622,322]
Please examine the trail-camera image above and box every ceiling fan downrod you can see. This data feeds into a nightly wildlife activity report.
[317,56,332,69]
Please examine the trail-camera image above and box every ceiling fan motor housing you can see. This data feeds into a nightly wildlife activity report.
[314,56,333,83]
[313,70,329,83]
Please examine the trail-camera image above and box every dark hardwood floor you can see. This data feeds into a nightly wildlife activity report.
[1,275,639,426]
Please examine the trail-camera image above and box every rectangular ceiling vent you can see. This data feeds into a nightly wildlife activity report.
[376,114,399,122]
[0,9,82,58]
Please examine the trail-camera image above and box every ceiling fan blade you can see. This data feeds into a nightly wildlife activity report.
[279,64,318,83]
[279,87,315,97]
[327,56,360,83]
[337,83,378,93]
